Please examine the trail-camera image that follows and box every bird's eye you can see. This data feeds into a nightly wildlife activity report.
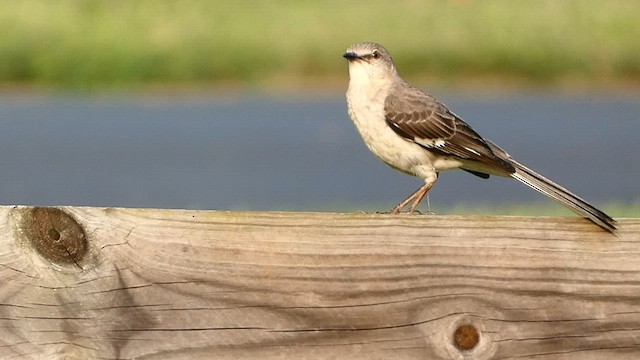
[372,50,380,59]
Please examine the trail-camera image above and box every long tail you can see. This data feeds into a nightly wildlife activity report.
[509,159,616,232]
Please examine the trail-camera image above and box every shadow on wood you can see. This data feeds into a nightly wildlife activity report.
[1,206,639,359]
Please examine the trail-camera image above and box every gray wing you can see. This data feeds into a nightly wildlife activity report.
[384,85,515,174]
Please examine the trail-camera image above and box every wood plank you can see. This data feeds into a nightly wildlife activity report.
[1,206,639,359]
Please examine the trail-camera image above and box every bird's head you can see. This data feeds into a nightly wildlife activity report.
[343,42,398,85]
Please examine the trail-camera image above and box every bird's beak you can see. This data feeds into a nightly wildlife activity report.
[343,52,361,61]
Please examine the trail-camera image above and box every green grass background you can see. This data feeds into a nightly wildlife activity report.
[2,0,640,89]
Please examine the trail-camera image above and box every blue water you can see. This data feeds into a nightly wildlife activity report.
[0,91,638,211]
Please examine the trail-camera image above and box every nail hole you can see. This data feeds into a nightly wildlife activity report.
[48,228,61,241]
[454,324,479,351]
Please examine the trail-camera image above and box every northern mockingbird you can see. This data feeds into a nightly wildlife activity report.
[343,42,616,232]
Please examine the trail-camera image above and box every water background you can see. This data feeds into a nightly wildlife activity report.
[1,91,637,212]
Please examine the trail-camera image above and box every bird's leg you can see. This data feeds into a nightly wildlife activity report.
[408,182,434,213]
[390,181,434,214]
[390,186,424,214]
[424,194,435,215]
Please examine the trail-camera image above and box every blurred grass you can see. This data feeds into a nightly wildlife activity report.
[1,0,640,89]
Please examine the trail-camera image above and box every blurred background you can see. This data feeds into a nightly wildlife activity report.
[0,0,638,216]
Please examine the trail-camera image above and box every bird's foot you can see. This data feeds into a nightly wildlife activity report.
[385,208,419,215]
[384,208,436,215]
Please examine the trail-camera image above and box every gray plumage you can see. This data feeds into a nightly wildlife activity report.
[343,42,616,232]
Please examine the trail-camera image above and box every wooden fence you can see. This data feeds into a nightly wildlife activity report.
[1,206,639,359]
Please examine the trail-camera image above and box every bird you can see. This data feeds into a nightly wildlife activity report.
[343,42,616,232]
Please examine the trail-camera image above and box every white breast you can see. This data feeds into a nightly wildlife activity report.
[345,71,444,180]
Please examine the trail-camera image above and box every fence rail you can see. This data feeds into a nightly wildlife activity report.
[1,206,639,359]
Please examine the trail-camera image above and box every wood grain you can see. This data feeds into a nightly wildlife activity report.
[1,206,639,359]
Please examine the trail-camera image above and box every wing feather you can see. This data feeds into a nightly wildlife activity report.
[385,84,515,174]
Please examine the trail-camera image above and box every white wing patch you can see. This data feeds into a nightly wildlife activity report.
[464,147,481,156]
[415,138,446,148]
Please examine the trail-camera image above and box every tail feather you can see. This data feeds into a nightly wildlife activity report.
[509,160,616,232]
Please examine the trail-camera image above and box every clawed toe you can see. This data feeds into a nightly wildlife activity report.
[384,209,436,215]
[385,209,420,215]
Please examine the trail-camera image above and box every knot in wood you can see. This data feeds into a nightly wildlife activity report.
[454,324,479,351]
[23,207,87,266]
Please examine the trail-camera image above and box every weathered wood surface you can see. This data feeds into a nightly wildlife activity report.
[1,206,639,359]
